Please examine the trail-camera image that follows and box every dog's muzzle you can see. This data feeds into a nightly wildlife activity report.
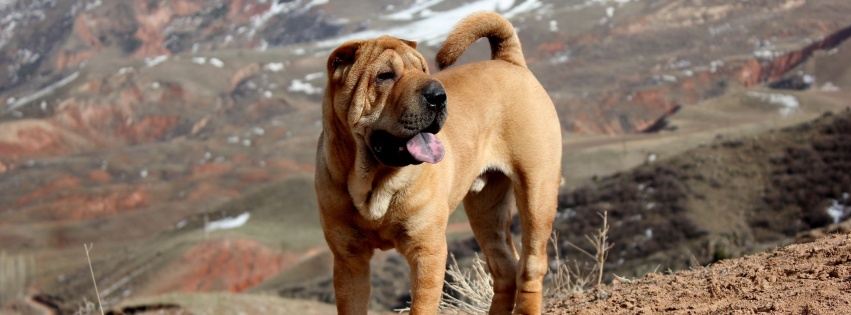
[369,81,448,167]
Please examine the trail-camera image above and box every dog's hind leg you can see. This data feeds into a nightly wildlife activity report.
[463,171,519,314]
[511,168,559,315]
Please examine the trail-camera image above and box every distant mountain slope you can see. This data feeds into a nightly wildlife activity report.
[2,0,850,134]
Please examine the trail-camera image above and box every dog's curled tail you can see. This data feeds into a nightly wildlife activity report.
[436,11,526,70]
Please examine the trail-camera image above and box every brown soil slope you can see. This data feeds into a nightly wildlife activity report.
[546,233,851,314]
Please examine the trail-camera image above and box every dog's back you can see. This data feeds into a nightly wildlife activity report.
[436,11,526,70]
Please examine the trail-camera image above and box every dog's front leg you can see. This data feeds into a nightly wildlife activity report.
[332,248,373,315]
[398,226,448,314]
[320,211,374,315]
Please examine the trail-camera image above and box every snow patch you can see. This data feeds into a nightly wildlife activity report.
[551,52,570,64]
[826,199,847,224]
[85,0,101,11]
[249,0,329,34]
[304,72,324,81]
[205,212,251,232]
[670,59,691,69]
[320,0,543,48]
[746,91,800,116]
[263,62,285,72]
[556,208,577,219]
[659,74,677,82]
[752,40,783,60]
[6,71,79,111]
[647,153,657,162]
[209,58,224,68]
[145,55,168,68]
[754,49,783,60]
[709,60,725,73]
[503,0,543,18]
[289,72,325,95]
[289,80,322,95]
[383,0,446,20]
[821,82,839,92]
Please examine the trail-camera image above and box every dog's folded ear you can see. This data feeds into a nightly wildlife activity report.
[327,40,363,79]
[399,39,417,49]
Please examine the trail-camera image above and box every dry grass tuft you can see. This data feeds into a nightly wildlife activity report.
[437,253,493,314]
[435,212,614,314]
[84,243,105,315]
[567,211,613,292]
[546,231,593,298]
[74,297,98,315]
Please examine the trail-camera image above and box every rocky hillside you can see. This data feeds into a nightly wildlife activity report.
[550,108,851,280]
[0,0,350,95]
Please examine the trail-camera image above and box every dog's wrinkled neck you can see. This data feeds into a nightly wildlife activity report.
[348,163,421,220]
[322,92,415,220]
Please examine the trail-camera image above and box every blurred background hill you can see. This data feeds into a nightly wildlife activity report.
[0,0,849,313]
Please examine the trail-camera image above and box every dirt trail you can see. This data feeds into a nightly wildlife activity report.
[546,233,851,314]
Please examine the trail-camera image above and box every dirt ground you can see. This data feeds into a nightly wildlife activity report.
[545,233,851,314]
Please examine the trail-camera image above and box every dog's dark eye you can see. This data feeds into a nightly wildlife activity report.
[376,71,396,82]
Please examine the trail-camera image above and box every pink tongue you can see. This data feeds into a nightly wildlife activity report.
[406,133,445,164]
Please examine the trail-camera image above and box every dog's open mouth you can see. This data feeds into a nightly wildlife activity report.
[369,130,445,166]
[406,132,444,163]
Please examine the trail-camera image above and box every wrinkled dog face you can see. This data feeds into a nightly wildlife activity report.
[327,36,447,167]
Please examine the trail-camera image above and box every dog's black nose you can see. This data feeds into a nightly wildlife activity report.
[422,81,446,110]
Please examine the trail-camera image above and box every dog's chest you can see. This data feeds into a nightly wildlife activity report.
[348,169,415,221]
[352,184,396,220]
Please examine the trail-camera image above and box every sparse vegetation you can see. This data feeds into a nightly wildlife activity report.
[547,232,593,298]
[83,243,105,315]
[435,254,493,314]
[74,298,98,315]
[437,213,613,314]
[567,211,613,293]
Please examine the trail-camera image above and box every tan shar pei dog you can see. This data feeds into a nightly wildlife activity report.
[315,11,562,315]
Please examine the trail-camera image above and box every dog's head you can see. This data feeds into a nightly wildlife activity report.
[324,36,447,167]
